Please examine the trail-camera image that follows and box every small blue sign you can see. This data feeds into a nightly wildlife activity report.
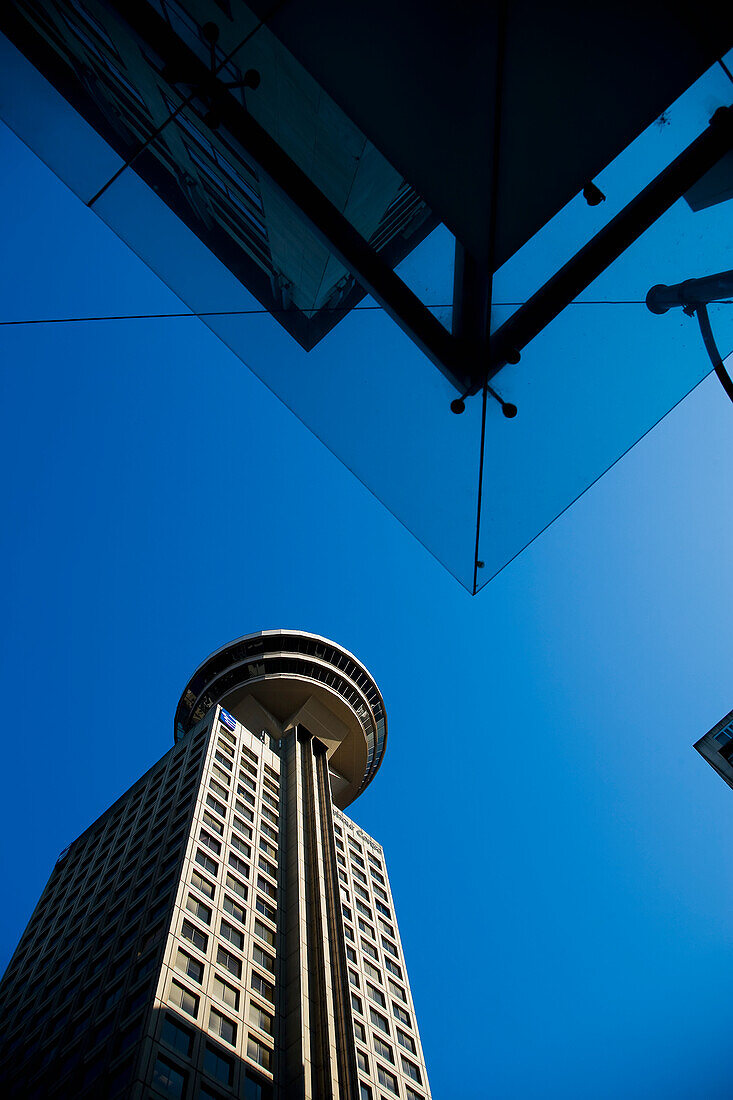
[220,709,236,731]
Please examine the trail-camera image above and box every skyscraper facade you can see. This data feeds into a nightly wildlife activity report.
[694,706,733,791]
[0,631,431,1100]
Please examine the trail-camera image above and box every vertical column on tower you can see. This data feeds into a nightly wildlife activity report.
[277,726,358,1100]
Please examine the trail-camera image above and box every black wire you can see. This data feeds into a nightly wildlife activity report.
[473,0,509,594]
[0,301,726,325]
[4,300,710,327]
[696,304,733,404]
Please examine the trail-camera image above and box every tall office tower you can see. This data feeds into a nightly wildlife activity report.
[0,631,431,1100]
[694,706,733,790]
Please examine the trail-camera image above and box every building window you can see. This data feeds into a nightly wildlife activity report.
[226,872,248,900]
[216,945,242,979]
[402,1057,422,1083]
[199,830,222,856]
[175,948,204,984]
[237,786,256,807]
[257,875,277,900]
[254,918,275,947]
[388,978,406,1003]
[249,1001,274,1035]
[351,992,363,1016]
[202,811,224,836]
[232,818,254,843]
[230,831,249,858]
[392,1002,411,1027]
[247,1035,272,1071]
[229,853,251,879]
[258,856,277,880]
[204,1042,234,1086]
[370,1007,390,1034]
[169,979,199,1019]
[255,896,276,922]
[397,1029,417,1054]
[363,959,382,984]
[199,1085,227,1100]
[252,944,275,973]
[235,800,255,822]
[161,1013,194,1057]
[209,1006,237,1045]
[206,794,227,818]
[102,984,123,1012]
[367,983,386,1008]
[191,870,216,899]
[220,919,244,951]
[384,957,402,979]
[251,971,275,1003]
[213,973,240,1011]
[181,919,208,953]
[259,838,277,859]
[209,779,229,801]
[152,1055,187,1099]
[354,1019,366,1043]
[357,1048,369,1073]
[360,1085,372,1100]
[223,895,246,925]
[372,1033,395,1066]
[195,849,219,877]
[406,1089,425,1100]
[377,1064,399,1094]
[186,895,212,925]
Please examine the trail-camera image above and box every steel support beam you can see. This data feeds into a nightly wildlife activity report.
[101,0,475,392]
[484,106,733,387]
[91,4,733,400]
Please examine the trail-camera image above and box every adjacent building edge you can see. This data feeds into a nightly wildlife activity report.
[0,705,431,1100]
[694,706,733,791]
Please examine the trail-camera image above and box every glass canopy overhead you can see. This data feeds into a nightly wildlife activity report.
[0,1,731,592]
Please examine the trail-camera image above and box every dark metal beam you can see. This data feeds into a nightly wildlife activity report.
[485,106,733,386]
[101,0,474,392]
[452,240,491,353]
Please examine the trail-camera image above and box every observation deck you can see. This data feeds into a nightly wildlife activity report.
[175,630,387,807]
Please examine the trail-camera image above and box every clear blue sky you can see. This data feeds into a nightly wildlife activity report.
[2,120,733,1099]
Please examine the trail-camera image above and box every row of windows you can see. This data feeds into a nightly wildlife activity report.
[360,1079,425,1100]
[0,821,187,1045]
[5,723,208,977]
[355,1036,424,1085]
[151,1040,273,1100]
[0,723,215,1074]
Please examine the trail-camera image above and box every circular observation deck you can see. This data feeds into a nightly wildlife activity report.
[174,630,387,807]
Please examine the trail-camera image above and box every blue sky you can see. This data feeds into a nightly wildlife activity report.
[2,119,733,1099]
